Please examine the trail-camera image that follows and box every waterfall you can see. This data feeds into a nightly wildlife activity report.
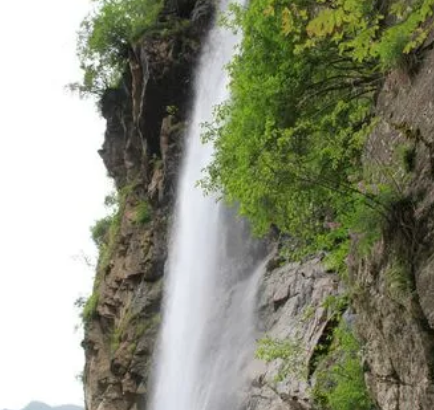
[149,2,266,410]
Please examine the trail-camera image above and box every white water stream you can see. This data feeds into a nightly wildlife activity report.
[149,3,266,410]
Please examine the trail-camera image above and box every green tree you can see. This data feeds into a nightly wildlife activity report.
[71,0,163,96]
[201,0,379,255]
[201,0,433,260]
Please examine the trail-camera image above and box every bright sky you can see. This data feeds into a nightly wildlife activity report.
[0,1,111,408]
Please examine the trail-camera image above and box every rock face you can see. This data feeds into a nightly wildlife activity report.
[349,48,434,410]
[81,3,213,410]
[242,255,342,410]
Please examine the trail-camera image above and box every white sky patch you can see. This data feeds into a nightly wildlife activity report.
[0,1,111,408]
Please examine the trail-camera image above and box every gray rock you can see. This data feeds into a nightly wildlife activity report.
[243,256,341,410]
[351,46,434,410]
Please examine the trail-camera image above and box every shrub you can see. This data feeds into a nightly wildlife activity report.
[90,216,112,246]
[385,260,413,304]
[82,293,100,323]
[135,201,152,224]
[135,314,161,339]
[256,336,305,381]
[322,294,349,319]
[93,186,131,270]
[313,322,374,410]
[99,210,122,270]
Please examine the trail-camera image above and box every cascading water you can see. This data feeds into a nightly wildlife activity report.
[149,2,267,410]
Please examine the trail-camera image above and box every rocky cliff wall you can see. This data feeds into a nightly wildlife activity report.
[350,47,434,410]
[244,255,343,410]
[82,3,212,410]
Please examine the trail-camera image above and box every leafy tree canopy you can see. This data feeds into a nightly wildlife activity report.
[72,0,163,96]
[201,0,433,259]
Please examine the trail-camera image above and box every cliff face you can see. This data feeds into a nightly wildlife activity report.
[83,6,434,410]
[82,3,212,410]
[350,47,434,410]
[245,256,343,410]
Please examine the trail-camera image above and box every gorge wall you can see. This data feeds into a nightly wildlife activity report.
[81,3,434,410]
[350,47,434,410]
[81,2,212,409]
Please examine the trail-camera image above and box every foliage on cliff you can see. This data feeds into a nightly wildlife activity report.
[79,191,124,324]
[201,0,434,261]
[71,0,163,96]
[256,320,373,410]
[312,321,373,410]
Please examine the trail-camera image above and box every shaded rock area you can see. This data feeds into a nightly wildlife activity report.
[243,255,342,410]
[82,2,213,410]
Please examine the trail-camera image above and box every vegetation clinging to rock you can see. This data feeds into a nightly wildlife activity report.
[256,336,305,381]
[71,0,164,96]
[90,190,124,271]
[90,216,112,247]
[312,321,374,410]
[81,292,100,324]
[201,0,434,265]
[255,322,374,410]
[134,200,152,224]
